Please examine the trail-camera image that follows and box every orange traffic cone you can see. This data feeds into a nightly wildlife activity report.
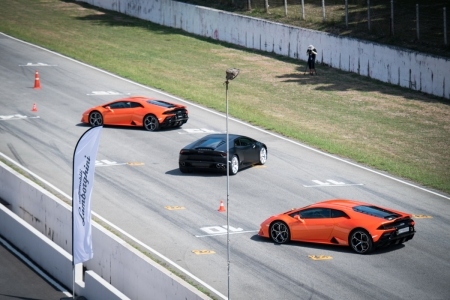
[32,103,37,112]
[218,200,226,212]
[33,70,41,89]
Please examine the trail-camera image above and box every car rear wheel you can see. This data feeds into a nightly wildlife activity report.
[350,229,373,254]
[270,221,290,244]
[144,115,159,131]
[229,155,239,175]
[89,111,103,127]
[259,147,267,165]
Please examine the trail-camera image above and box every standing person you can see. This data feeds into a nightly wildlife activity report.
[306,45,317,75]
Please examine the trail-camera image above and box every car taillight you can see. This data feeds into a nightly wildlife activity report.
[180,150,188,154]
[220,153,227,157]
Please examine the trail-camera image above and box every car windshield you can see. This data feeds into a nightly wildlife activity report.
[195,138,225,149]
[353,205,400,220]
[147,100,175,108]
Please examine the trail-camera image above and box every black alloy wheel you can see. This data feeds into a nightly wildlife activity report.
[270,221,290,244]
[144,115,159,131]
[89,111,103,127]
[350,229,373,254]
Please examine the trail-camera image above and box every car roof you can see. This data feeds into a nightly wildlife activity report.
[310,199,372,209]
[200,134,243,140]
[112,96,150,103]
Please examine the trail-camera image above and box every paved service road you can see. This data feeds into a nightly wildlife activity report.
[1,32,450,300]
[0,236,70,300]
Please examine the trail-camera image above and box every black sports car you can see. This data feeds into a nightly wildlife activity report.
[179,134,268,175]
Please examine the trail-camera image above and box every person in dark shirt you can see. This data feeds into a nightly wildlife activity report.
[306,45,317,75]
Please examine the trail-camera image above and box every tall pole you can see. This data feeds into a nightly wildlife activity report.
[391,0,394,35]
[224,68,239,300]
[302,0,305,20]
[444,7,448,45]
[322,0,326,22]
[224,78,230,300]
[345,0,348,28]
[416,4,420,41]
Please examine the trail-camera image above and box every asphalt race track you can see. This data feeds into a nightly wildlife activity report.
[1,33,449,300]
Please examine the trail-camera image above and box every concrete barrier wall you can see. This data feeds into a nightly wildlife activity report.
[0,161,209,300]
[81,0,450,99]
[0,202,129,299]
[0,204,73,288]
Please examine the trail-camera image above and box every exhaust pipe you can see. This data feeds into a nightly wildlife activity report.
[216,163,226,169]
[181,162,185,166]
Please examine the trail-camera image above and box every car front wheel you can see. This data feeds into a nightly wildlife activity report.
[259,147,267,165]
[143,115,159,131]
[270,221,290,244]
[350,229,373,254]
[89,111,103,127]
[229,155,239,175]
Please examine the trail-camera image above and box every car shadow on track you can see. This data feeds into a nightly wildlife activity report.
[166,164,258,177]
[75,123,185,132]
[166,168,226,177]
[250,234,407,255]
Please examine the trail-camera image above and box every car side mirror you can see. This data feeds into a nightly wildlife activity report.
[296,215,305,223]
[106,106,114,113]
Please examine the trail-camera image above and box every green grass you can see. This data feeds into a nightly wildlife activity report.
[0,0,449,194]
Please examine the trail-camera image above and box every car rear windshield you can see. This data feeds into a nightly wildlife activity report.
[353,205,400,220]
[195,138,225,149]
[147,100,175,108]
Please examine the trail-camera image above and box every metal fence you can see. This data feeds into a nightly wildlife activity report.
[230,0,449,47]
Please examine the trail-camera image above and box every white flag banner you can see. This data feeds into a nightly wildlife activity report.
[72,126,102,265]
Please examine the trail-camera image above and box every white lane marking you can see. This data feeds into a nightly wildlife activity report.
[195,230,258,238]
[6,31,443,200]
[0,152,227,300]
[87,91,131,96]
[19,62,57,66]
[95,159,126,167]
[178,128,220,134]
[0,114,40,120]
[0,236,72,297]
[200,225,243,234]
[303,179,364,188]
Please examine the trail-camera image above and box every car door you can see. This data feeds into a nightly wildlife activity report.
[129,101,145,124]
[289,208,335,242]
[234,137,259,164]
[102,101,133,125]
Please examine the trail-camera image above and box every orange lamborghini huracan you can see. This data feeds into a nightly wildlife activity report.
[81,97,188,131]
[258,199,415,254]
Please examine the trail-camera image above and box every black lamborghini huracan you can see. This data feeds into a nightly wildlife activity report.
[179,134,267,175]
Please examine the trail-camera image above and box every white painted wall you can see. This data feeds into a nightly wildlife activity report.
[0,161,210,300]
[80,0,450,99]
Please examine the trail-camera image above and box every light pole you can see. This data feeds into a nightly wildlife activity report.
[225,68,239,300]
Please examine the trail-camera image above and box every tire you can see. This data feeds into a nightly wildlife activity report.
[143,115,159,131]
[89,111,103,127]
[229,155,239,175]
[258,147,267,165]
[270,221,290,244]
[349,229,373,254]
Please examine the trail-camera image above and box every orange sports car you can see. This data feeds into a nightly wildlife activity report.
[81,96,188,131]
[258,199,415,254]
